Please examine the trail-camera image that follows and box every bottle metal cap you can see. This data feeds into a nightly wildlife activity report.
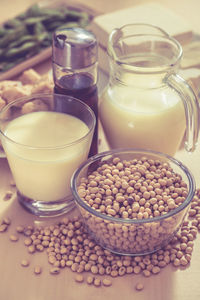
[52,27,98,69]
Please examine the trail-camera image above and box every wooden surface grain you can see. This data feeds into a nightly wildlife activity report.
[1,1,200,299]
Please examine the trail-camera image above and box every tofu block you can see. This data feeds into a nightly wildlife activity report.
[0,97,6,110]
[31,81,53,94]
[0,80,21,91]
[90,2,194,73]
[1,86,30,104]
[19,68,41,85]
[91,2,193,48]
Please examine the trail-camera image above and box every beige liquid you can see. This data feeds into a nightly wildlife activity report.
[99,85,186,156]
[3,111,90,201]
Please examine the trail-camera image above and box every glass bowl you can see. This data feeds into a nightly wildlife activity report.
[71,148,195,256]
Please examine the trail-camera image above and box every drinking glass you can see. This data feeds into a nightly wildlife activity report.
[0,93,95,217]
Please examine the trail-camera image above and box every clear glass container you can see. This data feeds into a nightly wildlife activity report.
[71,148,195,255]
[0,94,95,217]
[52,28,98,157]
[99,24,199,156]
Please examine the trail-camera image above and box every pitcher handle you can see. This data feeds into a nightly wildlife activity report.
[166,73,199,152]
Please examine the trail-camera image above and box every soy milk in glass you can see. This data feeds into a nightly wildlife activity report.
[0,94,95,216]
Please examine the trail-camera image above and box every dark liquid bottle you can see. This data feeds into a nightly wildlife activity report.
[54,73,98,157]
[52,28,98,157]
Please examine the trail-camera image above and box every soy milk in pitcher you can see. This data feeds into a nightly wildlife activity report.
[99,24,199,156]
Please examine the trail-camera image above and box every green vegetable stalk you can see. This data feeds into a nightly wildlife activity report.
[0,3,91,74]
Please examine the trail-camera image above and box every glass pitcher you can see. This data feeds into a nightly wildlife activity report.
[99,24,199,156]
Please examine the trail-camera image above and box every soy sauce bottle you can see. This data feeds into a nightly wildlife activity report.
[52,28,98,157]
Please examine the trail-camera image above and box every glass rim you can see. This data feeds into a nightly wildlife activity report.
[71,148,195,224]
[107,23,183,74]
[0,93,96,150]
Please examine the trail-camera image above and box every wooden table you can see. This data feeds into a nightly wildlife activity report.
[1,1,200,299]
